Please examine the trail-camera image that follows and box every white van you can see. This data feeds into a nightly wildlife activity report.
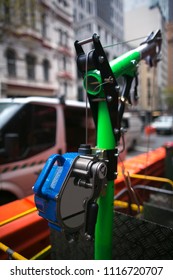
[0,97,96,205]
[121,112,143,151]
[0,96,126,205]
[0,97,130,205]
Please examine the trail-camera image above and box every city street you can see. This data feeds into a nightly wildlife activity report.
[127,132,173,159]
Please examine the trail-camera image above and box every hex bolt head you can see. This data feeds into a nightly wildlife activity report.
[107,95,112,102]
[98,56,104,63]
[115,85,120,93]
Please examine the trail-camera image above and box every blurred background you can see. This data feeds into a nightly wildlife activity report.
[0,0,172,114]
[1,1,173,259]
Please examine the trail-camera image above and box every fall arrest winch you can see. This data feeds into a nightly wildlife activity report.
[33,144,109,240]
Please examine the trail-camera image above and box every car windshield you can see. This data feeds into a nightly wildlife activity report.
[0,103,23,130]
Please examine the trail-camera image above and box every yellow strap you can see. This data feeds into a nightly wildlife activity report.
[0,207,37,227]
[130,173,173,188]
[0,242,27,260]
[114,200,143,212]
[30,245,51,260]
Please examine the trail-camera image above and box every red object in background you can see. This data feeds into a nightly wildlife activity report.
[144,125,156,135]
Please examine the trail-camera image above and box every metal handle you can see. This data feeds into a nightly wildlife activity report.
[33,154,64,194]
[77,36,93,45]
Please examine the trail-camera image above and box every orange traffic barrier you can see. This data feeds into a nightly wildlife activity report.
[0,195,35,223]
[0,212,50,260]
[0,146,167,260]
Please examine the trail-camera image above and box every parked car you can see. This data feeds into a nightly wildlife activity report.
[150,115,173,135]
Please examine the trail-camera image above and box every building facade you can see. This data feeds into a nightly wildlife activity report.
[73,0,129,100]
[167,0,173,87]
[0,0,76,99]
[123,0,169,115]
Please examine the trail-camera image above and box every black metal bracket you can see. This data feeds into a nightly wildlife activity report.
[74,34,119,143]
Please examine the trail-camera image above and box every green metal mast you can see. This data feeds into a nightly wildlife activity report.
[87,49,141,259]
[74,29,162,260]
[95,101,115,259]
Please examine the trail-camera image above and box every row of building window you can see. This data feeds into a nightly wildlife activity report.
[6,49,50,81]
[77,0,93,13]
[2,1,72,45]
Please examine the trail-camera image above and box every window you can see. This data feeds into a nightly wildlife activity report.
[63,81,67,97]
[78,86,84,101]
[26,54,36,80]
[3,0,10,23]
[86,23,91,31]
[64,31,68,46]
[0,103,56,164]
[6,49,16,77]
[73,8,77,21]
[79,13,84,20]
[63,56,67,71]
[87,1,93,14]
[58,29,68,46]
[41,13,46,37]
[58,0,68,5]
[43,59,49,81]
[59,28,63,44]
[20,0,27,25]
[78,0,84,8]
[30,0,36,29]
[147,78,151,106]
[65,105,95,151]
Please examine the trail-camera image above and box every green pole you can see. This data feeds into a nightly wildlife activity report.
[89,50,141,260]
[92,50,140,259]
[94,101,116,260]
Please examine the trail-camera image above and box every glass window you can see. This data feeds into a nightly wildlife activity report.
[87,1,93,13]
[63,56,67,70]
[78,0,84,8]
[64,31,68,46]
[77,86,84,101]
[65,105,95,151]
[6,49,16,77]
[41,13,46,37]
[59,28,63,44]
[79,13,84,20]
[26,54,36,80]
[43,59,49,81]
[30,0,36,29]
[20,0,27,25]
[0,103,56,164]
[3,0,10,23]
[59,29,68,46]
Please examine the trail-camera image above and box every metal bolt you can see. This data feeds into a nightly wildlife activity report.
[84,233,92,241]
[114,128,119,134]
[107,95,112,102]
[98,56,104,63]
[115,85,120,93]
[97,163,107,179]
[131,59,137,65]
[94,34,100,42]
